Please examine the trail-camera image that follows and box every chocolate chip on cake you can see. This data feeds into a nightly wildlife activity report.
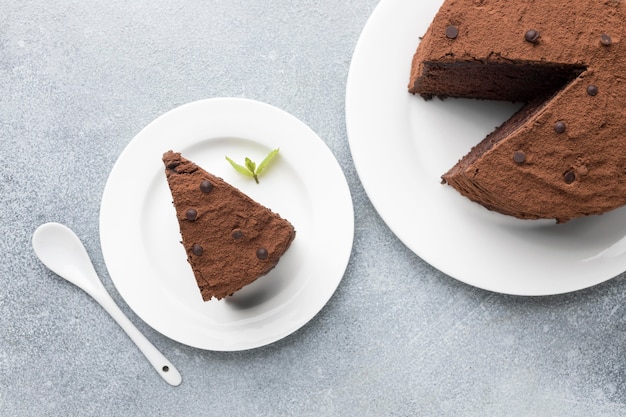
[186,208,197,221]
[554,121,567,134]
[256,248,269,260]
[200,180,213,193]
[192,244,203,256]
[587,84,599,96]
[513,151,526,164]
[524,29,540,43]
[600,34,612,46]
[445,25,459,39]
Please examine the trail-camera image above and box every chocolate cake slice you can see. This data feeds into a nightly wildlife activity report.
[409,0,626,222]
[162,151,296,301]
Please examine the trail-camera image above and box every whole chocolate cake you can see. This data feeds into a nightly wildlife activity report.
[162,151,296,301]
[409,0,626,223]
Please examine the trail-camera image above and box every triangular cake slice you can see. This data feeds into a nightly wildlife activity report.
[162,150,296,301]
[409,0,626,223]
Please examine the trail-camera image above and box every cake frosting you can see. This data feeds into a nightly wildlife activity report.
[409,0,626,223]
[162,151,296,301]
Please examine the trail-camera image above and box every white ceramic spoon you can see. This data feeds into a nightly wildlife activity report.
[32,222,182,386]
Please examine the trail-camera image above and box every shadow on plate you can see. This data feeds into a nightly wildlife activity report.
[225,273,282,310]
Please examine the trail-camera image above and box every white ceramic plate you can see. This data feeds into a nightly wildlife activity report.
[100,98,353,350]
[346,0,626,296]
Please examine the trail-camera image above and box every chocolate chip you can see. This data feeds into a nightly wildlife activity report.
[564,170,576,184]
[186,208,197,221]
[587,85,599,96]
[256,248,268,260]
[445,25,459,39]
[200,180,213,193]
[192,244,203,256]
[513,151,526,164]
[232,229,243,239]
[554,121,566,134]
[524,29,540,43]
[601,34,612,46]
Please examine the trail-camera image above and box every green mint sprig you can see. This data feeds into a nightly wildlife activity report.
[225,148,280,184]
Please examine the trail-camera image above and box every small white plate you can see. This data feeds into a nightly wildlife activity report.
[100,98,353,350]
[346,0,626,295]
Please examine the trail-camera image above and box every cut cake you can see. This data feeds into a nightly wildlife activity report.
[162,150,296,301]
[409,0,626,223]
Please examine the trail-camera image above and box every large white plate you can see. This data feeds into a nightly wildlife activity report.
[346,0,626,296]
[100,98,353,350]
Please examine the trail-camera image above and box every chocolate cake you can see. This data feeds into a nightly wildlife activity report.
[162,151,296,301]
[409,0,626,223]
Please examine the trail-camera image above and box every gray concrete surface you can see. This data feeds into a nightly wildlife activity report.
[2,1,626,415]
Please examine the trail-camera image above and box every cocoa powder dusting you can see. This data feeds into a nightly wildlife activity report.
[162,151,295,300]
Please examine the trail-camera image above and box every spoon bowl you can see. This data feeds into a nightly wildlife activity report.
[32,222,182,386]
[33,223,105,297]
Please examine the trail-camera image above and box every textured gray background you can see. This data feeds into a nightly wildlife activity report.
[3,0,626,416]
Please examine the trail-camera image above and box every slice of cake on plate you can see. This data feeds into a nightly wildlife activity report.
[409,0,626,223]
[162,150,296,301]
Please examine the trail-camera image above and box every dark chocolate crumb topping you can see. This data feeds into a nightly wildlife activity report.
[445,25,459,39]
[564,170,576,184]
[166,161,180,170]
[192,244,203,256]
[200,180,213,193]
[524,29,540,43]
[554,121,567,134]
[256,248,269,260]
[601,34,612,46]
[587,85,599,96]
[186,208,198,221]
[513,151,526,164]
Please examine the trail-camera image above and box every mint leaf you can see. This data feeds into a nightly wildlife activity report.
[226,148,280,184]
[225,156,254,177]
[245,157,256,174]
[256,148,279,176]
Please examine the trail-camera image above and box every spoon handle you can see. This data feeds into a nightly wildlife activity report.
[92,289,182,386]
[32,222,181,386]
